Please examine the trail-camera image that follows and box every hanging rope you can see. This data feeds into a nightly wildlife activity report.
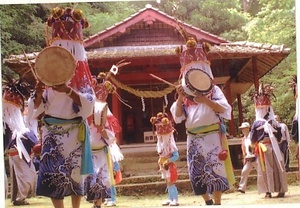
[109,75,178,98]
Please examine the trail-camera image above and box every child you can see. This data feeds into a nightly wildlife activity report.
[150,112,179,206]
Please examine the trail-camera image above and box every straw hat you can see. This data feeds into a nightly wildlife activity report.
[239,122,250,129]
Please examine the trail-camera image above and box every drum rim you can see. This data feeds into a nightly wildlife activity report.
[35,46,76,86]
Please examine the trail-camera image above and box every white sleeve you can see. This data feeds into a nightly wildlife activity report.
[170,101,186,124]
[213,86,232,120]
[76,92,95,120]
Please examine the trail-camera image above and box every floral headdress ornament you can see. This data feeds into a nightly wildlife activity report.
[93,72,116,101]
[253,83,276,107]
[94,62,132,109]
[175,23,211,55]
[150,111,174,135]
[51,7,64,19]
[2,75,32,110]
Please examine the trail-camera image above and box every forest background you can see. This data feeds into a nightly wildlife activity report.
[0,0,297,129]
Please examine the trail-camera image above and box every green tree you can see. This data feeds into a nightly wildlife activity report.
[83,2,142,36]
[240,0,296,124]
[0,4,45,56]
[157,0,250,40]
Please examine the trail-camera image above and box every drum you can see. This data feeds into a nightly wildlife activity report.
[181,61,213,98]
[34,46,76,86]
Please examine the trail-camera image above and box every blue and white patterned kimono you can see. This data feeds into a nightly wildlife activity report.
[30,85,94,199]
[170,85,233,195]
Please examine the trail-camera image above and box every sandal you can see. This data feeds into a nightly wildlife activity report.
[169,200,179,206]
[276,193,285,198]
[162,200,171,206]
[265,192,272,198]
[205,199,214,205]
[13,200,29,206]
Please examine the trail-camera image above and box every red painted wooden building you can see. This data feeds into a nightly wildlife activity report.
[83,4,290,144]
[4,5,290,145]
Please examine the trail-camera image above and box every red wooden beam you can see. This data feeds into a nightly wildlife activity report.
[114,71,180,85]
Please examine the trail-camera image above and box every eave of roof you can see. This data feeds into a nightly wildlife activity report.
[85,41,290,60]
[3,41,290,88]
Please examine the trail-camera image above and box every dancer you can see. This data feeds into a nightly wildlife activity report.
[28,46,95,208]
[236,122,257,193]
[150,112,179,206]
[85,74,124,208]
[27,7,96,208]
[2,77,38,206]
[171,31,234,205]
[249,83,288,198]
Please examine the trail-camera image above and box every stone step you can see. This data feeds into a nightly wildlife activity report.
[119,166,299,185]
[120,173,190,184]
[116,171,299,196]
[5,171,298,198]
[121,160,189,177]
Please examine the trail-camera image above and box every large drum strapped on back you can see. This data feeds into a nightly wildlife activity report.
[181,61,213,98]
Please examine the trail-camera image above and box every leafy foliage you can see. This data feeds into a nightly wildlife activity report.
[239,0,296,125]
[83,2,140,37]
[0,4,45,56]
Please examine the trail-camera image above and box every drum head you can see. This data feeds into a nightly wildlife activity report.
[35,46,76,86]
[186,69,212,94]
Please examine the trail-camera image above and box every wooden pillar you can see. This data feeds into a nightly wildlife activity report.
[111,89,123,144]
[237,94,243,125]
[235,75,243,126]
[252,57,259,90]
[225,81,235,136]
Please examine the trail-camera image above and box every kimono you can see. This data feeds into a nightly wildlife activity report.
[170,85,234,195]
[32,87,94,199]
[85,97,123,203]
[32,7,95,199]
[250,117,288,195]
[3,100,39,204]
[5,125,38,203]
[84,123,112,202]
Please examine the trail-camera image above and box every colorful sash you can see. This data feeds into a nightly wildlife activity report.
[43,116,94,175]
[187,123,219,135]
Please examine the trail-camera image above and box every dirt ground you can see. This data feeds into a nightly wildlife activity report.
[114,184,300,208]
[4,143,299,207]
[4,183,300,208]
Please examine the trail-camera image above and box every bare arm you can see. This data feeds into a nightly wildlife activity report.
[193,95,225,113]
[175,86,185,117]
[33,81,44,109]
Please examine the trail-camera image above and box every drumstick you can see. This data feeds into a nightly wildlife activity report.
[150,73,178,87]
[23,50,38,80]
